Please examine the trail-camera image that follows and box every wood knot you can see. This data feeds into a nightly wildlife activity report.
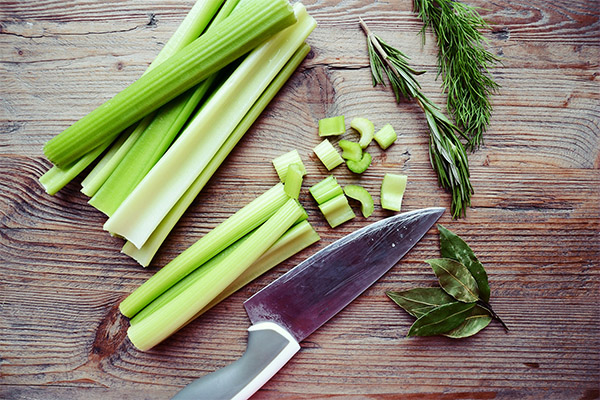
[89,302,128,363]
[116,61,124,71]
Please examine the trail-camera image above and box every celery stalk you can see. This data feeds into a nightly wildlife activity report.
[309,175,343,204]
[318,115,345,136]
[343,184,374,218]
[121,43,312,267]
[374,123,397,150]
[313,139,344,170]
[105,4,316,249]
[381,173,408,211]
[119,183,289,318]
[283,163,304,199]
[351,117,375,149]
[346,151,372,174]
[272,149,307,183]
[130,220,319,327]
[318,193,356,228]
[43,0,297,167]
[126,198,304,351]
[338,139,362,162]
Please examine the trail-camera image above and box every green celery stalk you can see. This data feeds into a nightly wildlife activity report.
[130,220,319,327]
[351,117,375,149]
[119,183,289,318]
[318,193,356,228]
[126,197,305,351]
[318,115,345,136]
[313,139,344,170]
[105,4,316,249]
[284,163,304,199]
[374,123,397,150]
[381,173,408,211]
[121,43,312,267]
[309,175,343,204]
[272,149,307,183]
[43,0,297,167]
[83,0,241,209]
[343,184,374,218]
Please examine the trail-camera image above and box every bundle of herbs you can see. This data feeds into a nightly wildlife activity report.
[387,225,507,338]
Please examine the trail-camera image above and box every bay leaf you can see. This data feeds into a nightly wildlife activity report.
[386,288,455,318]
[444,306,492,338]
[438,224,490,302]
[426,258,480,303]
[407,302,476,337]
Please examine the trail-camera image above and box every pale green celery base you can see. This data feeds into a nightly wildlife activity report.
[343,184,374,218]
[105,4,316,249]
[127,198,304,351]
[380,173,407,211]
[318,193,355,228]
[40,142,110,196]
[284,163,303,199]
[43,0,297,167]
[130,220,319,327]
[272,149,306,182]
[88,80,214,216]
[313,139,344,170]
[80,114,154,197]
[374,123,397,150]
[309,175,343,204]
[121,43,312,267]
[118,183,289,318]
[318,115,345,136]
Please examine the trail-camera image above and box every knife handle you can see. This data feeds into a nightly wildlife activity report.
[171,321,300,400]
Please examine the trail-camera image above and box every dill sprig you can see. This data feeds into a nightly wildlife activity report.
[359,18,473,218]
[414,0,500,150]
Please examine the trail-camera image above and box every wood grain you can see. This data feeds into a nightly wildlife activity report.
[1,0,599,398]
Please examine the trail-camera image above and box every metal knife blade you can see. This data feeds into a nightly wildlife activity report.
[244,206,445,342]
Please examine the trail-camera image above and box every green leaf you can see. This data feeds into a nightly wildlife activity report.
[407,302,475,337]
[438,224,490,301]
[444,306,492,339]
[386,288,455,318]
[426,258,479,303]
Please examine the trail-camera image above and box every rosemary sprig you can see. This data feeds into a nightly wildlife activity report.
[359,18,472,218]
[414,0,500,149]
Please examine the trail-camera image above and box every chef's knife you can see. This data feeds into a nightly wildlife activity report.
[172,207,444,400]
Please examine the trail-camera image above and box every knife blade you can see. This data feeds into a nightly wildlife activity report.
[172,207,444,400]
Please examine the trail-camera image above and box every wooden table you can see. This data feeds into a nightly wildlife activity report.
[1,0,598,398]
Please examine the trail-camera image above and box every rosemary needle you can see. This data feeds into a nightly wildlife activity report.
[359,18,473,218]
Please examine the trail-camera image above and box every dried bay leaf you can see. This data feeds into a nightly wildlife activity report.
[426,258,479,303]
[444,306,492,338]
[407,302,476,337]
[386,288,455,318]
[438,224,490,302]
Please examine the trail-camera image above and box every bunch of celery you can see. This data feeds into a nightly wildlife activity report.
[40,0,317,267]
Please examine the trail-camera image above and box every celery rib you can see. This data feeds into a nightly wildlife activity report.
[105,4,316,250]
[43,0,297,167]
[118,183,289,318]
[126,197,304,351]
[313,139,344,171]
[121,43,312,267]
[309,175,343,205]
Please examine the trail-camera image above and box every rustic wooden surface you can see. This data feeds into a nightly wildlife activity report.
[1,0,599,398]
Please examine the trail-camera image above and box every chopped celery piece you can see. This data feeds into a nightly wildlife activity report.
[118,183,289,318]
[131,220,319,327]
[318,115,345,136]
[272,149,306,182]
[126,198,304,350]
[43,0,297,167]
[284,163,304,199]
[381,173,408,211]
[374,123,397,150]
[351,117,375,149]
[338,139,362,162]
[313,139,344,170]
[318,193,355,228]
[309,175,343,204]
[346,151,372,174]
[39,141,110,196]
[121,43,312,267]
[105,4,316,249]
[343,184,374,218]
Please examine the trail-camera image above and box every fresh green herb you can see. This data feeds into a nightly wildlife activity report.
[359,18,472,219]
[338,140,362,162]
[318,194,355,228]
[121,43,312,267]
[413,0,500,149]
[309,175,343,205]
[313,139,344,171]
[318,115,346,136]
[387,225,507,338]
[346,151,372,174]
[373,123,397,150]
[343,184,374,218]
[350,117,375,149]
[380,173,407,212]
[272,149,307,183]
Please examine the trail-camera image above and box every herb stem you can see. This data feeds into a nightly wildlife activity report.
[477,299,509,332]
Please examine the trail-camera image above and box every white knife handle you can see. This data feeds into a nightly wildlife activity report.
[171,322,300,400]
